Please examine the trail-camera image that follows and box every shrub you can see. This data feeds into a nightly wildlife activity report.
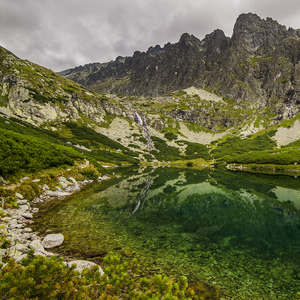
[151,137,181,161]
[164,132,178,141]
[183,142,211,160]
[212,133,277,159]
[0,251,200,300]
[0,128,82,177]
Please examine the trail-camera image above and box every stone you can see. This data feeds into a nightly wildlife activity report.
[15,243,30,254]
[66,260,104,275]
[42,233,64,249]
[29,239,45,252]
[21,212,33,219]
[0,176,8,184]
[15,193,24,199]
[17,199,28,205]
[43,184,50,190]
[1,217,10,223]
[58,176,72,189]
[46,191,72,198]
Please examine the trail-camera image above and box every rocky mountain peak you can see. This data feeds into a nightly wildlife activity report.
[203,29,229,54]
[231,13,290,52]
[58,13,300,120]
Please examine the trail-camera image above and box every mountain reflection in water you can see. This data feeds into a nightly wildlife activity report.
[34,167,300,299]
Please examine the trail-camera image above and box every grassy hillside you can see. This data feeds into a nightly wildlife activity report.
[0,115,139,178]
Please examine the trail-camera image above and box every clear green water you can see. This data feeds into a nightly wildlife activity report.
[33,167,300,299]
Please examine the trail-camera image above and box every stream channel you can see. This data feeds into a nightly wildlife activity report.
[32,166,300,299]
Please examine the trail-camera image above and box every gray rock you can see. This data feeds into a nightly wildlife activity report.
[43,184,50,190]
[17,199,29,205]
[58,176,72,189]
[15,243,30,254]
[1,217,10,223]
[66,260,104,275]
[29,239,45,252]
[15,193,24,199]
[46,191,72,198]
[42,233,64,249]
[0,176,8,184]
[21,213,33,219]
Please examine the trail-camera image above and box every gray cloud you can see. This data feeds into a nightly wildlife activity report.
[0,0,299,71]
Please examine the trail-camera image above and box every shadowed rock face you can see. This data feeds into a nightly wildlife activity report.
[60,13,300,119]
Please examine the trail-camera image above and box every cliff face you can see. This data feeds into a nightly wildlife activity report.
[60,13,300,120]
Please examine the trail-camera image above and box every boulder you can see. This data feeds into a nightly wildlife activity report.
[21,212,33,219]
[66,260,104,275]
[15,193,24,199]
[42,233,64,249]
[29,239,45,252]
[58,176,72,189]
[46,190,72,198]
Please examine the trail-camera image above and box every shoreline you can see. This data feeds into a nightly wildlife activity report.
[0,174,109,272]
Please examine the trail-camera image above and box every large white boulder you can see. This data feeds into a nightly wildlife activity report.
[42,233,64,249]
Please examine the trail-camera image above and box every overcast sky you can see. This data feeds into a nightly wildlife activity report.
[0,0,299,72]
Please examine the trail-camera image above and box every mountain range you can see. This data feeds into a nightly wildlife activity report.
[0,12,300,178]
[60,13,300,122]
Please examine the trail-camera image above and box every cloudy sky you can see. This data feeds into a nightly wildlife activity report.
[0,0,299,72]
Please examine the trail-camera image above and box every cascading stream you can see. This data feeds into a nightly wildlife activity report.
[130,108,153,150]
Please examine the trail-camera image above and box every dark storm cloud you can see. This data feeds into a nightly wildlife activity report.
[0,0,299,71]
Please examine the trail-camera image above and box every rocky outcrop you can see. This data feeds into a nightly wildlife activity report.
[60,13,300,120]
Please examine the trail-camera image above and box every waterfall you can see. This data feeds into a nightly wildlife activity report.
[130,108,153,150]
[134,111,143,126]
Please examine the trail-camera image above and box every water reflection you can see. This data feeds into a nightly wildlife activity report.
[34,167,300,299]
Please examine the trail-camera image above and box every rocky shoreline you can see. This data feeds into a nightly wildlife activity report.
[0,174,110,273]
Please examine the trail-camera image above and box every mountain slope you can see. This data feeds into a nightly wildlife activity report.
[60,13,300,123]
[0,14,299,177]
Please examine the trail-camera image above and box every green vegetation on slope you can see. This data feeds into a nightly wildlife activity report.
[211,133,277,159]
[150,136,181,161]
[226,149,300,165]
[0,128,82,177]
[64,122,126,151]
[181,141,211,161]
[0,116,139,178]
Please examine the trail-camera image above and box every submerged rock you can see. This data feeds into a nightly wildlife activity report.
[42,233,64,249]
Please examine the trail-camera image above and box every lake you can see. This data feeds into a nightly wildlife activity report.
[33,167,300,299]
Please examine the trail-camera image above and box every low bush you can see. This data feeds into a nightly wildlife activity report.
[0,251,200,299]
[212,133,277,159]
[64,122,126,151]
[164,132,178,141]
[151,137,181,161]
[0,128,82,177]
[226,149,300,165]
[183,141,211,160]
